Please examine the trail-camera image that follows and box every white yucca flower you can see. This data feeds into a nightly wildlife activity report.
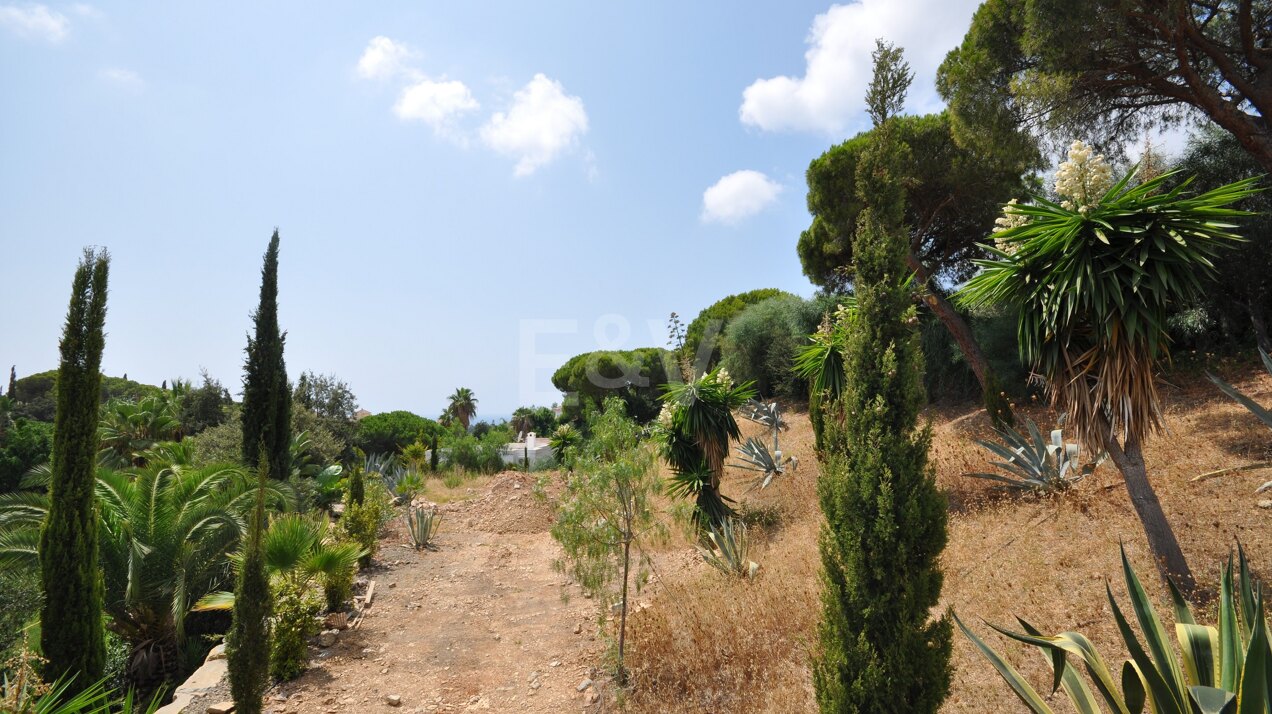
[993,199,1028,255]
[1054,139,1113,212]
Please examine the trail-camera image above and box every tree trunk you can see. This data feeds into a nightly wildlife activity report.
[1248,298,1272,354]
[617,538,631,686]
[1104,433,1197,599]
[906,254,1014,423]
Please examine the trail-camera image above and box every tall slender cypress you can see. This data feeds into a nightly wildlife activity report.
[241,230,290,479]
[813,42,951,712]
[7,366,16,401]
[40,248,109,687]
[228,454,272,714]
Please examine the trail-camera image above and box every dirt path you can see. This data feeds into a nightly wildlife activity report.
[272,473,605,714]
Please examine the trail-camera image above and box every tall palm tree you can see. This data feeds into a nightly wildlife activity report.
[0,454,292,691]
[509,407,534,436]
[446,388,478,431]
[960,141,1261,598]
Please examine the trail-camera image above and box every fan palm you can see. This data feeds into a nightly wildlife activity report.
[446,388,478,431]
[194,512,365,613]
[97,397,182,467]
[0,458,291,691]
[959,149,1261,597]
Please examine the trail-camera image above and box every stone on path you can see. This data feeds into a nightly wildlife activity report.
[207,703,235,714]
[385,694,402,707]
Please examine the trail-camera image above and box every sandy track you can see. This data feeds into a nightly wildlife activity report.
[273,474,606,714]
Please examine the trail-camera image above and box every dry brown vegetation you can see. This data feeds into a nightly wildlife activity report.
[622,360,1272,713]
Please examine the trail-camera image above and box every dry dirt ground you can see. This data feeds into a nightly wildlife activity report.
[268,472,606,714]
[197,358,1272,714]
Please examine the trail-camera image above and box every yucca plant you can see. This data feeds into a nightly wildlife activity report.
[654,368,756,526]
[958,141,1262,596]
[549,424,581,468]
[794,298,857,451]
[406,508,442,550]
[964,416,1102,493]
[696,518,758,579]
[956,544,1272,713]
[1199,349,1272,491]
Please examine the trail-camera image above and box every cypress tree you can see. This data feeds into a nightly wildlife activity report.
[242,230,291,479]
[813,41,951,712]
[429,433,439,472]
[228,454,272,714]
[40,248,109,688]
[7,365,16,401]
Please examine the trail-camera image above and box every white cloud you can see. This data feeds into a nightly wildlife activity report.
[71,4,101,19]
[739,0,980,134]
[0,4,70,42]
[99,67,143,92]
[357,36,420,81]
[393,78,479,134]
[480,74,588,177]
[701,170,783,225]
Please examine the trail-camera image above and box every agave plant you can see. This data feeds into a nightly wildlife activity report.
[1199,349,1272,491]
[733,400,797,491]
[362,452,405,493]
[964,416,1102,493]
[733,437,797,492]
[406,507,442,550]
[696,518,758,579]
[0,458,291,691]
[1,672,163,714]
[956,545,1272,713]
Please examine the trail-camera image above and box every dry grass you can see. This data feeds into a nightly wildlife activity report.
[622,363,1272,713]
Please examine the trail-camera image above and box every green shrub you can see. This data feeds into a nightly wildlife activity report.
[442,431,505,474]
[0,419,52,493]
[322,566,354,613]
[682,289,793,369]
[269,579,322,681]
[354,411,441,455]
[339,482,388,568]
[719,294,828,399]
[551,348,674,423]
[188,418,243,466]
[0,570,40,662]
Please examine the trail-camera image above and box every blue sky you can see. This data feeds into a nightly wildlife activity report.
[1,1,989,418]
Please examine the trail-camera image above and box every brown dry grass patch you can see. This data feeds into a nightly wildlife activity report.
[621,364,1272,713]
